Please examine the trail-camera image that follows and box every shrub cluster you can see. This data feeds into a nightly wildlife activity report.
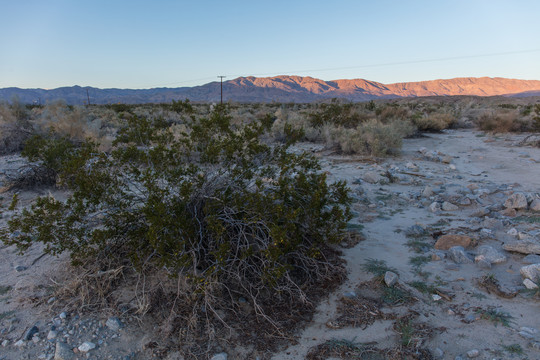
[2,106,351,342]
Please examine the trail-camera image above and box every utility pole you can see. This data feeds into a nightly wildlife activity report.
[217,76,226,105]
[86,88,91,107]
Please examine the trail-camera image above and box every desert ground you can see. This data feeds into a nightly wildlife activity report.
[1,128,540,360]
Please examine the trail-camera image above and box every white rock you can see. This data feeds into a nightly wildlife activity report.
[210,353,228,360]
[523,278,539,289]
[48,330,58,340]
[475,245,507,264]
[504,192,528,209]
[520,263,540,281]
[78,341,96,352]
[2,339,9,347]
[384,271,399,287]
[530,199,540,212]
[466,349,480,358]
[442,201,459,211]
[431,294,442,301]
[507,228,518,236]
[105,317,122,332]
[14,339,25,347]
[429,202,441,213]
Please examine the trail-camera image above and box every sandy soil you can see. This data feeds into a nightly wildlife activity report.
[1,129,539,360]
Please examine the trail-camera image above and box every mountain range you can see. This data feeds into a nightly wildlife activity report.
[2,76,540,105]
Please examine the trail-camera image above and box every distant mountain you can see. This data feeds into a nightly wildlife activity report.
[2,76,540,104]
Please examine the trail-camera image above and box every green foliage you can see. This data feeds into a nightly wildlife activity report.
[308,99,363,128]
[502,343,524,355]
[170,99,194,115]
[362,258,397,277]
[475,307,514,327]
[3,105,352,312]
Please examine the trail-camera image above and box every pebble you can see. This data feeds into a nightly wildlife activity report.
[210,353,228,360]
[14,339,25,347]
[466,349,480,358]
[433,347,444,358]
[384,271,399,287]
[54,341,74,360]
[105,317,122,332]
[78,341,96,352]
[24,325,39,340]
[523,278,539,289]
[2,339,9,347]
[463,313,476,323]
[442,201,459,211]
[48,330,58,340]
[59,312,67,320]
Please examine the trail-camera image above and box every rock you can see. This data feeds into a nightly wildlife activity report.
[504,240,540,255]
[106,317,122,332]
[507,228,518,236]
[441,155,452,164]
[458,197,472,206]
[384,271,399,287]
[463,313,476,323]
[501,207,517,217]
[429,202,441,213]
[449,246,473,264]
[14,339,25,347]
[523,279,539,289]
[523,254,540,264]
[442,201,459,211]
[25,325,39,340]
[210,353,228,360]
[435,235,473,250]
[405,162,419,171]
[14,265,28,272]
[404,225,426,237]
[54,342,74,360]
[520,264,540,282]
[466,349,480,358]
[531,199,540,212]
[431,250,446,261]
[343,291,357,299]
[475,245,507,264]
[78,341,96,352]
[504,192,528,209]
[521,327,539,336]
[1,339,9,347]
[48,330,58,340]
[433,347,444,359]
[431,294,442,301]
[59,312,67,320]
[362,171,386,184]
[475,256,491,269]
[471,207,489,217]
[422,186,434,198]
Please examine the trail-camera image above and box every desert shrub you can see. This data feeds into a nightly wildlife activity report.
[412,112,457,132]
[330,119,415,156]
[376,104,409,122]
[476,109,530,132]
[0,102,33,154]
[2,106,351,348]
[308,99,365,128]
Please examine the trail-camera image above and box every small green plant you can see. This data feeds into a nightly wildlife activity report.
[362,258,398,277]
[502,343,524,356]
[394,317,415,346]
[408,281,436,294]
[409,255,430,270]
[513,215,540,224]
[0,285,11,295]
[476,307,514,327]
[382,286,413,305]
[405,238,430,253]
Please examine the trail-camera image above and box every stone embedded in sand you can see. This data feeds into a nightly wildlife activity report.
[78,341,96,353]
[362,171,386,184]
[435,235,473,250]
[475,245,507,264]
[442,201,459,211]
[503,240,540,255]
[210,353,228,360]
[531,199,540,212]
[523,254,540,264]
[520,263,540,282]
[384,271,399,287]
[523,278,539,289]
[504,192,528,209]
[449,246,473,264]
[54,342,74,360]
[429,202,441,213]
[466,349,480,358]
[105,317,122,332]
[501,207,517,217]
[422,186,434,198]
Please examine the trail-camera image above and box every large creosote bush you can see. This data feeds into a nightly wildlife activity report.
[3,105,351,318]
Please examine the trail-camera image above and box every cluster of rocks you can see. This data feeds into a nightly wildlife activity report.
[0,313,132,360]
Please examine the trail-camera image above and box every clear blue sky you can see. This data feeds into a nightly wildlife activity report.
[1,0,539,89]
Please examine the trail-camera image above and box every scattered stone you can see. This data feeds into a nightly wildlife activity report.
[458,197,472,206]
[404,224,426,237]
[463,313,476,323]
[466,349,480,358]
[523,278,539,289]
[433,347,444,359]
[435,235,473,250]
[78,341,96,352]
[429,202,441,213]
[422,186,434,198]
[362,171,387,184]
[523,254,540,264]
[54,342,74,360]
[442,201,459,211]
[106,317,123,332]
[501,207,517,217]
[531,341,540,351]
[507,228,518,236]
[14,265,28,272]
[471,207,489,217]
[431,294,442,301]
[504,240,540,255]
[531,199,540,212]
[210,353,228,360]
[504,192,528,209]
[405,162,419,171]
[24,325,39,340]
[59,312,67,320]
[520,264,540,282]
[48,330,58,340]
[475,245,507,264]
[343,291,357,299]
[449,246,473,264]
[431,250,446,261]
[384,271,399,287]
[14,339,25,347]
[1,339,9,347]
[475,256,491,269]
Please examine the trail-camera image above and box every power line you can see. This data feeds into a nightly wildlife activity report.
[141,48,540,88]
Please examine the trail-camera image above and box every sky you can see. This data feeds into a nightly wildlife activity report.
[1,0,540,89]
